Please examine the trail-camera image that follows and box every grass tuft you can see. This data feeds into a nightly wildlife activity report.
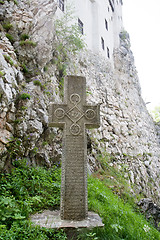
[0,71,5,77]
[3,22,13,31]
[3,54,14,66]
[6,33,14,44]
[19,93,31,100]
[20,33,29,41]
[20,40,36,47]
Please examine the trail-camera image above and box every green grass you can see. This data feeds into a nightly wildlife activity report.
[33,80,42,87]
[3,22,13,31]
[0,159,160,239]
[83,176,160,240]
[0,71,4,77]
[19,40,36,47]
[20,33,29,41]
[6,33,14,44]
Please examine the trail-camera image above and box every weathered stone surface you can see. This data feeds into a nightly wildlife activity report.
[31,210,104,229]
[138,198,160,231]
[0,129,12,144]
[49,76,100,220]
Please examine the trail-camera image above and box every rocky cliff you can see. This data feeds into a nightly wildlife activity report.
[0,0,160,204]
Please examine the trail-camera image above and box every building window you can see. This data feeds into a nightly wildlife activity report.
[105,19,108,31]
[101,37,105,50]
[78,18,84,35]
[109,0,114,12]
[107,47,110,58]
[58,0,64,12]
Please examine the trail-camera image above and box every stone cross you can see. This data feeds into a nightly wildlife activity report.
[49,76,100,221]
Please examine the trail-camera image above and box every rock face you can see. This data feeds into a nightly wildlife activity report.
[138,198,160,231]
[0,1,160,204]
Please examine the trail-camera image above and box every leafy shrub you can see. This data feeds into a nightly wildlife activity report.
[55,7,85,56]
[0,163,64,239]
[19,93,31,100]
[0,164,61,220]
[33,80,42,87]
[54,6,85,94]
[13,0,18,4]
[151,106,160,122]
[0,221,66,240]
[0,197,25,227]
[21,63,29,74]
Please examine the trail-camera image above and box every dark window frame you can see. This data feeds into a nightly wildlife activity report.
[78,18,84,35]
[107,47,110,58]
[101,37,105,50]
[105,19,108,31]
[109,0,114,12]
[58,0,64,12]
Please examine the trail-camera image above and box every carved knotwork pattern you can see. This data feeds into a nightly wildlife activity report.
[54,94,96,135]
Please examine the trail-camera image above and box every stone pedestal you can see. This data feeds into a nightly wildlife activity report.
[31,210,104,229]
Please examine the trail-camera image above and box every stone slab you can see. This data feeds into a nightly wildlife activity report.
[30,210,104,229]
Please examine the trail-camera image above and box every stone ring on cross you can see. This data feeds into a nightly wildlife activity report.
[70,94,81,104]
[85,109,96,120]
[54,108,65,119]
[70,123,81,135]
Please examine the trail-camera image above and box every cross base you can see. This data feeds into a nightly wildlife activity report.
[30,210,104,229]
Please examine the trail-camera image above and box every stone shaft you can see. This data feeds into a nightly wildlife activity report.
[49,76,100,220]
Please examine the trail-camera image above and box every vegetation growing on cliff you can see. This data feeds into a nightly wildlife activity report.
[54,6,85,95]
[151,106,160,122]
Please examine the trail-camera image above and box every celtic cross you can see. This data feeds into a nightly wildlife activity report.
[49,76,100,220]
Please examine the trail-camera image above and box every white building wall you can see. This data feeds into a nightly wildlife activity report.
[55,0,123,64]
[74,0,93,49]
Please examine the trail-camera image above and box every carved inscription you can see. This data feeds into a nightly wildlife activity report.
[63,135,86,219]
